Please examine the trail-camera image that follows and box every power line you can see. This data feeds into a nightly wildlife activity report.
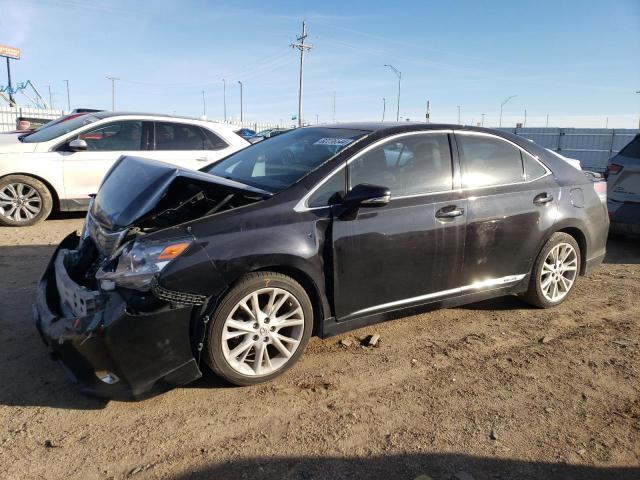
[291,20,313,127]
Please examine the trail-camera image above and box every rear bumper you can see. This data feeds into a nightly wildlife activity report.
[33,233,202,399]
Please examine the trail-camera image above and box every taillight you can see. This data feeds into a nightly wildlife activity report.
[593,181,607,203]
[605,163,623,179]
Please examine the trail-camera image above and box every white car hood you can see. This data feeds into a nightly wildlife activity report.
[0,141,39,153]
[0,133,22,146]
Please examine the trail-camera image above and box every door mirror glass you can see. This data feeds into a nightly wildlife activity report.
[343,183,390,208]
[68,138,88,152]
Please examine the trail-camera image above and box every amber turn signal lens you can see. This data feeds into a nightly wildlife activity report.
[158,242,191,260]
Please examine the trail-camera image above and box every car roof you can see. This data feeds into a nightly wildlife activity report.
[90,111,240,132]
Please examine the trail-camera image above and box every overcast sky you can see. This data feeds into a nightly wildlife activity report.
[1,0,639,128]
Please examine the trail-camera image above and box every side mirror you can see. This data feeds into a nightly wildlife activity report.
[343,183,390,208]
[68,139,88,152]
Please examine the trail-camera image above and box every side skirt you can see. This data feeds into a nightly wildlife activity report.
[320,276,530,338]
[59,198,91,211]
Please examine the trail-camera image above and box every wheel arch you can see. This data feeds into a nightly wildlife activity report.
[537,223,588,275]
[0,172,61,212]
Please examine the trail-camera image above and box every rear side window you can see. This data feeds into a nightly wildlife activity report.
[155,122,208,151]
[202,128,229,150]
[523,154,547,181]
[457,134,525,188]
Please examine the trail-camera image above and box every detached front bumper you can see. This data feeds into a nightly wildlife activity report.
[33,233,202,399]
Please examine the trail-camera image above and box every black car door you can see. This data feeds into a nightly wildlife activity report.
[330,131,467,320]
[453,132,560,287]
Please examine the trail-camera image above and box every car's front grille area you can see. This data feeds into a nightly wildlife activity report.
[151,279,206,305]
[86,213,128,258]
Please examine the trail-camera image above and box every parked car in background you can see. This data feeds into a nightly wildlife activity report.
[237,128,256,139]
[0,112,92,145]
[606,134,640,235]
[255,128,291,138]
[0,112,249,226]
[34,123,608,398]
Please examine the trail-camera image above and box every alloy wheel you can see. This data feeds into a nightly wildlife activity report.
[540,242,578,302]
[0,183,42,223]
[221,287,305,376]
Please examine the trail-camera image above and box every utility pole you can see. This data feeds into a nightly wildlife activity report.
[382,97,386,122]
[291,20,313,127]
[546,114,549,128]
[201,90,206,116]
[524,109,527,127]
[499,94,517,127]
[605,117,609,129]
[222,79,227,121]
[332,91,336,123]
[238,81,243,122]
[315,114,319,124]
[426,100,431,124]
[47,85,53,109]
[457,105,461,125]
[64,80,70,111]
[384,64,401,121]
[105,76,119,111]
[481,113,485,127]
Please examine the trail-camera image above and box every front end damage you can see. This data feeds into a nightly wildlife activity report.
[34,233,203,398]
[33,156,268,398]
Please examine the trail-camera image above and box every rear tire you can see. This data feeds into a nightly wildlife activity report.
[205,272,313,386]
[522,232,581,308]
[0,175,53,226]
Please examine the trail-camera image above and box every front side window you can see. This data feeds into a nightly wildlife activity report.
[206,127,368,192]
[308,168,346,208]
[348,133,453,197]
[457,134,525,188]
[155,122,209,151]
[78,121,145,151]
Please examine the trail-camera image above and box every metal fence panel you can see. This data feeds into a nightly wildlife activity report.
[499,127,640,172]
[0,106,67,132]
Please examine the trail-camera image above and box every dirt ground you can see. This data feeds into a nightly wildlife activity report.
[0,214,638,480]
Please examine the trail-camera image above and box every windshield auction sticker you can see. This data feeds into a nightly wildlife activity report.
[313,138,354,146]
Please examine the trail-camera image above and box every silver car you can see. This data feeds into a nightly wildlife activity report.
[606,134,640,235]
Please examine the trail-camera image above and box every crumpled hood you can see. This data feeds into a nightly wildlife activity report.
[91,155,270,230]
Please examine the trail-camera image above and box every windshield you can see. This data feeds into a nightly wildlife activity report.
[206,127,369,192]
[22,114,100,143]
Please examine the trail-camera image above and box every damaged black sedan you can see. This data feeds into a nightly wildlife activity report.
[34,123,608,398]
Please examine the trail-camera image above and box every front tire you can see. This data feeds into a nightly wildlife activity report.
[0,175,53,226]
[522,232,581,308]
[205,272,313,386]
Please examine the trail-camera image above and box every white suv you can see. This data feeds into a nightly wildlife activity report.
[0,112,250,226]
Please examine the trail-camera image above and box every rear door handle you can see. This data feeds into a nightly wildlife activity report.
[533,193,554,205]
[196,156,209,162]
[436,206,465,219]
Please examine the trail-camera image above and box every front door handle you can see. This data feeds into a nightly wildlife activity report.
[533,193,554,205]
[436,206,465,219]
[196,156,209,162]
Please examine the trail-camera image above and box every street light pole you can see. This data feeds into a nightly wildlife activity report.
[384,64,401,121]
[481,113,485,127]
[64,80,70,111]
[457,105,461,125]
[202,90,206,116]
[238,81,243,122]
[636,91,640,130]
[382,97,386,122]
[106,76,119,111]
[222,79,227,121]
[332,91,336,123]
[499,94,517,128]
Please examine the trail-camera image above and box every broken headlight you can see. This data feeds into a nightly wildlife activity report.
[97,238,192,291]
